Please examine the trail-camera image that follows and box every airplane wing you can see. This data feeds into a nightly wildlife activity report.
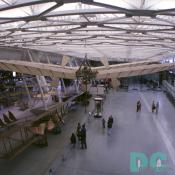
[97,62,175,79]
[92,60,160,71]
[0,59,175,80]
[0,60,76,79]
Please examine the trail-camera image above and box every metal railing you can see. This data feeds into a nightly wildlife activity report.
[163,80,175,99]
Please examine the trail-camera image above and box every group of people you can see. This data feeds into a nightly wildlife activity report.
[136,100,159,114]
[70,114,114,149]
[70,123,87,149]
[102,115,114,135]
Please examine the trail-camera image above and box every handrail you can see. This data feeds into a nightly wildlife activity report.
[163,80,175,98]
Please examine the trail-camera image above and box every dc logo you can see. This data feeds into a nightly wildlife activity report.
[130,152,169,173]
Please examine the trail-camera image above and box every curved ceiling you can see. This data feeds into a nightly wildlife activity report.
[1,0,175,62]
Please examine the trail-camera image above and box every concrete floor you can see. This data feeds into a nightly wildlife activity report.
[1,90,175,175]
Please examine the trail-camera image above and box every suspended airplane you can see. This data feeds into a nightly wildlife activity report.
[0,59,174,81]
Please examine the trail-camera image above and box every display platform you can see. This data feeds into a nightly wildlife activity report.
[93,97,103,118]
[94,112,102,118]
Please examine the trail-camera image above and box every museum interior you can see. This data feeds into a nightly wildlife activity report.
[0,0,175,175]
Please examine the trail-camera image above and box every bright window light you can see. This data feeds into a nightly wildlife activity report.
[169,59,173,63]
[13,72,16,77]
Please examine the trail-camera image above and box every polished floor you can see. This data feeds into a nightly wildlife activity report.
[1,89,175,175]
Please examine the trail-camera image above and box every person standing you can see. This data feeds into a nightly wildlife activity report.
[70,132,76,148]
[105,83,108,93]
[136,100,141,112]
[156,101,159,115]
[107,116,113,135]
[88,112,92,122]
[152,100,156,113]
[76,122,81,142]
[110,115,113,125]
[49,168,53,175]
[81,124,87,149]
[102,118,106,128]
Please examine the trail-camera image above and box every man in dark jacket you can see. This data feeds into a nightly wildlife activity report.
[107,116,113,135]
[81,124,87,149]
[136,100,141,112]
[70,132,76,148]
[76,122,81,142]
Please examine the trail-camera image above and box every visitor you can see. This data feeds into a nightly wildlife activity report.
[156,101,159,115]
[102,118,106,128]
[81,124,87,149]
[76,122,81,142]
[105,83,108,93]
[70,132,76,148]
[49,168,53,175]
[136,100,141,112]
[152,100,156,113]
[107,116,113,135]
[109,115,113,125]
[88,112,92,122]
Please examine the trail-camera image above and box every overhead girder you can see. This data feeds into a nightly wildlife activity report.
[0,0,175,19]
[0,1,175,60]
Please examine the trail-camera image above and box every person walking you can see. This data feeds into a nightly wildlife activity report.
[88,112,92,122]
[102,118,106,128]
[80,124,87,149]
[49,168,53,175]
[156,101,159,115]
[76,122,81,142]
[105,83,108,93]
[107,116,113,135]
[152,100,156,113]
[70,132,76,148]
[109,115,113,125]
[136,100,141,112]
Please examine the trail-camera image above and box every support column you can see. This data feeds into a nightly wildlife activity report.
[61,78,67,94]
[111,78,120,90]
[40,76,49,92]
[23,76,32,107]
[75,80,79,94]
[74,59,79,67]
[36,76,47,110]
[27,50,47,110]
[57,79,62,103]
[47,56,51,64]
[69,60,73,67]
[85,82,87,113]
